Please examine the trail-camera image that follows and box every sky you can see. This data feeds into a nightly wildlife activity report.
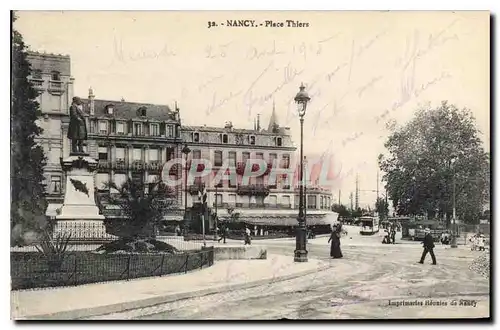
[14,11,490,208]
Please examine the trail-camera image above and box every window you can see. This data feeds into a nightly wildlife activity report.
[214,150,223,166]
[268,195,277,206]
[282,154,290,168]
[320,196,324,209]
[133,148,142,161]
[228,151,237,167]
[106,105,114,115]
[256,176,264,185]
[134,123,143,135]
[276,137,283,146]
[114,173,127,189]
[50,176,61,193]
[256,152,264,159]
[242,152,250,166]
[193,132,199,142]
[307,195,317,209]
[116,122,124,135]
[167,125,174,137]
[115,147,125,161]
[282,195,291,207]
[295,195,300,208]
[222,134,228,144]
[137,107,147,117]
[269,153,277,165]
[98,146,108,161]
[96,173,109,190]
[249,135,256,145]
[228,194,236,206]
[215,194,223,206]
[150,123,160,136]
[51,71,60,81]
[192,150,201,159]
[149,149,159,162]
[99,121,107,134]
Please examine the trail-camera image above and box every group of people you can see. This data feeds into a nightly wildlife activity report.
[382,227,397,244]
[469,233,487,251]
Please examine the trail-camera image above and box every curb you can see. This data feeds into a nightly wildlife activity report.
[20,261,330,320]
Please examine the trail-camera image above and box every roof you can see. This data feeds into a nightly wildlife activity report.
[84,98,178,122]
[181,125,290,136]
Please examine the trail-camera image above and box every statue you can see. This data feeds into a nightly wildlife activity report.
[67,96,88,154]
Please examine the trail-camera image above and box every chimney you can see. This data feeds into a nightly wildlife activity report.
[257,114,261,131]
[88,87,95,115]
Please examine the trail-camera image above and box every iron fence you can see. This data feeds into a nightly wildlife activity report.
[11,246,214,291]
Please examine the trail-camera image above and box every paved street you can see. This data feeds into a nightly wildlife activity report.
[90,227,490,320]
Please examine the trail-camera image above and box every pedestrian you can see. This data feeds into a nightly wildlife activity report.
[218,222,227,244]
[244,226,251,245]
[382,229,390,244]
[328,224,343,259]
[390,226,396,244]
[419,228,437,265]
[477,234,486,251]
[175,224,181,236]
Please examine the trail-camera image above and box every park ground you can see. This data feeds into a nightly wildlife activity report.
[85,225,489,320]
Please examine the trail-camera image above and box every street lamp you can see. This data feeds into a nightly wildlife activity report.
[182,144,191,234]
[450,155,458,248]
[294,83,310,263]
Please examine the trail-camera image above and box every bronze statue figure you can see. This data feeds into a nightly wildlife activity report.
[67,96,88,154]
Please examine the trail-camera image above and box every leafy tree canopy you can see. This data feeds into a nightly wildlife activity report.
[379,101,489,224]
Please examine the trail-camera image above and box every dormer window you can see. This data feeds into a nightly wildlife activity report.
[150,123,160,137]
[276,137,282,146]
[221,134,228,144]
[249,135,256,145]
[106,104,114,115]
[193,132,199,142]
[98,121,108,134]
[134,123,143,135]
[137,107,147,117]
[51,71,60,81]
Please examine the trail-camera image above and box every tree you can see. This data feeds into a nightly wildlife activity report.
[375,197,389,220]
[379,101,489,225]
[11,12,48,246]
[331,204,350,219]
[105,178,176,238]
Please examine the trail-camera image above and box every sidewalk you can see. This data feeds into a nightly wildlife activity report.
[11,254,328,320]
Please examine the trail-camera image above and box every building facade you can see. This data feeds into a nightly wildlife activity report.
[27,51,333,225]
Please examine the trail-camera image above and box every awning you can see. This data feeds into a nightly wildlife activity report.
[45,204,62,217]
[223,212,339,227]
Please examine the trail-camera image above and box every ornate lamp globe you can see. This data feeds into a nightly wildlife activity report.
[294,83,310,117]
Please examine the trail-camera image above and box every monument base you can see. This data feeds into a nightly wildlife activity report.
[54,154,115,243]
[53,220,115,243]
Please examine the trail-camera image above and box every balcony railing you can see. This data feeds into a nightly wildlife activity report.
[236,184,270,197]
[98,160,111,169]
[30,79,44,88]
[148,161,162,171]
[48,80,63,90]
[131,161,144,171]
[188,183,205,195]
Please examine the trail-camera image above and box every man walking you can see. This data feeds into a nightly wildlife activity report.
[218,221,227,244]
[419,228,437,265]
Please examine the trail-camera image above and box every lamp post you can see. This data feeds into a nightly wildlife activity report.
[294,83,310,263]
[182,144,191,235]
[450,155,458,248]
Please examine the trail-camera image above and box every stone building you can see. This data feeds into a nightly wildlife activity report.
[27,51,335,229]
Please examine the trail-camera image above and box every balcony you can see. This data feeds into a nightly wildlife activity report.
[131,161,144,171]
[48,80,64,94]
[98,160,111,170]
[236,184,270,197]
[113,160,127,170]
[148,161,162,171]
[188,183,205,195]
[30,79,44,90]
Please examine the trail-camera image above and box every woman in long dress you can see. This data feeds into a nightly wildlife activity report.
[328,225,343,258]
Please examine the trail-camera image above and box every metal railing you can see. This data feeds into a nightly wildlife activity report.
[11,246,214,290]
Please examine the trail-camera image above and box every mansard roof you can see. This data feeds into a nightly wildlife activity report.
[83,98,178,122]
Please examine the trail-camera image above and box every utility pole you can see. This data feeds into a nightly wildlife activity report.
[338,190,341,205]
[355,174,359,210]
[350,192,353,210]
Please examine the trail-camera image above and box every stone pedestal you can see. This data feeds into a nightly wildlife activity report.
[55,153,114,242]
